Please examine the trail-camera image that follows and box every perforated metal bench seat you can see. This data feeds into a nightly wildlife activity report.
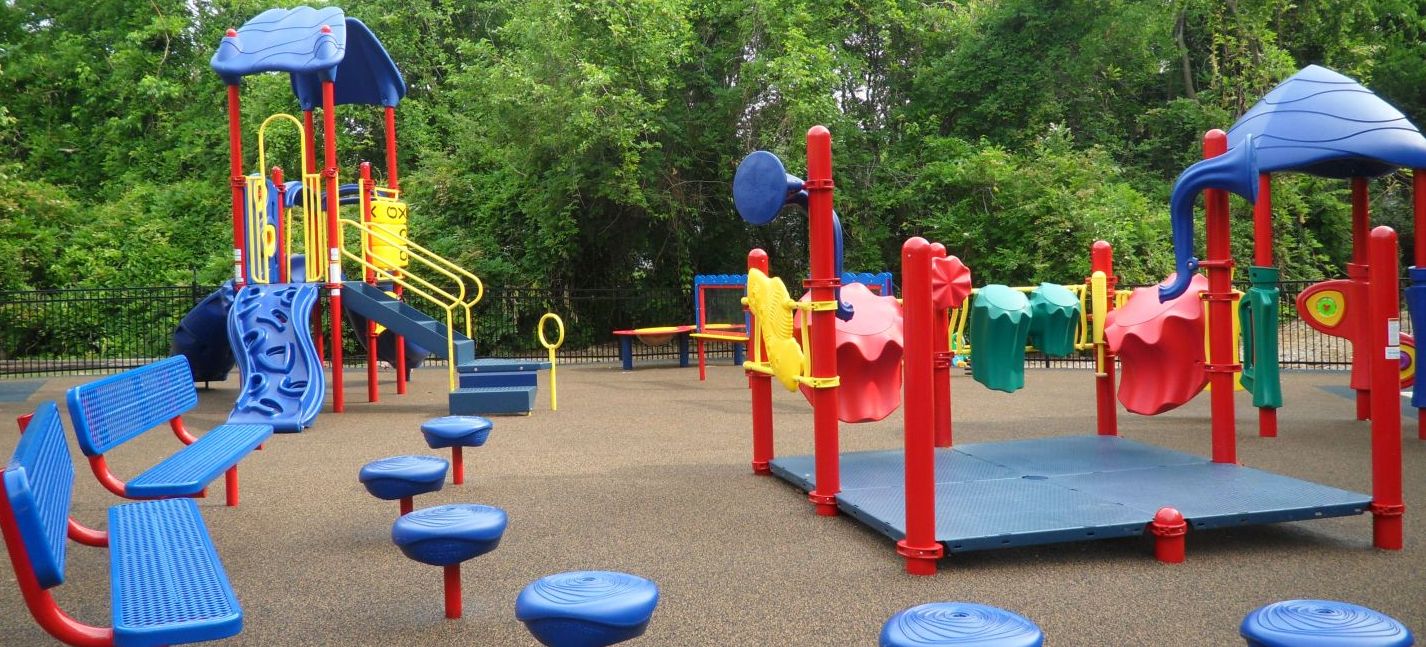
[109,497,242,646]
[125,424,271,498]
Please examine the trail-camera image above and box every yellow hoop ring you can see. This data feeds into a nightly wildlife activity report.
[538,313,565,411]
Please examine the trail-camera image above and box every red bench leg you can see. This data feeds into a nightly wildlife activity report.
[452,447,464,485]
[225,468,239,507]
[444,564,462,619]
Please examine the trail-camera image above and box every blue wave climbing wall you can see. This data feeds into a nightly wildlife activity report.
[227,283,324,432]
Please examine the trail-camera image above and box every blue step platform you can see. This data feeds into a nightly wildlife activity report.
[769,436,1371,554]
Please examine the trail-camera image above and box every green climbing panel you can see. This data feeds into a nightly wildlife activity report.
[1239,266,1283,408]
[1028,282,1081,358]
[970,284,1031,393]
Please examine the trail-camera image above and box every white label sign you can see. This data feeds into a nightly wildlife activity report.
[1386,318,1401,359]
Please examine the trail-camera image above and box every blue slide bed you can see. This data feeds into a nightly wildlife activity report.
[226,283,324,432]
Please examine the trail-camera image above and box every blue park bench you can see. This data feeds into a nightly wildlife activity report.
[66,356,272,507]
[1,402,244,646]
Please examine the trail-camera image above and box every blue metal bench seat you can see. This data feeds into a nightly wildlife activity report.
[1,402,244,646]
[67,356,272,506]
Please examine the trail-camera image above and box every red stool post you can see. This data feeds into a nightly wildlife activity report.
[444,564,462,618]
[1150,507,1187,563]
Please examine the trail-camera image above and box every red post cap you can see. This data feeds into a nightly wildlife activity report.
[225,28,238,37]
[320,25,332,34]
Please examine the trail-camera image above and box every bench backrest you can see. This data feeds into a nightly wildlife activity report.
[66,355,198,456]
[1,401,74,589]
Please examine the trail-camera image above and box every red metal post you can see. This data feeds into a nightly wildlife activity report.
[452,446,465,485]
[360,162,379,404]
[395,283,407,395]
[225,76,247,289]
[1091,241,1118,436]
[748,249,774,474]
[303,110,318,175]
[1367,226,1405,549]
[1254,173,1279,437]
[1202,131,1238,464]
[444,564,462,619]
[273,166,288,283]
[930,242,953,448]
[382,106,408,395]
[1351,177,1372,420]
[804,126,841,516]
[1150,507,1187,563]
[697,285,708,380]
[898,237,943,575]
[321,71,345,413]
[1416,170,1426,440]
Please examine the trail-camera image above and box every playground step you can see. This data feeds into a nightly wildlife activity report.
[342,281,475,365]
[459,371,537,389]
[457,358,552,374]
[449,386,537,415]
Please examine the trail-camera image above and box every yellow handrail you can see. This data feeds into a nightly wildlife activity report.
[255,113,325,283]
[538,313,565,411]
[339,217,484,391]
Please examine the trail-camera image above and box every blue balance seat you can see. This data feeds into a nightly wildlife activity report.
[880,602,1044,647]
[516,571,660,647]
[1241,600,1414,647]
[391,504,508,566]
[359,455,448,501]
[420,415,494,449]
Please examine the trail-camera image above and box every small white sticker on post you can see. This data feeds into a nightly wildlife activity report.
[1386,318,1401,359]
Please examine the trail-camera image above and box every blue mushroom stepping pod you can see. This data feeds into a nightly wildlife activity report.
[420,415,493,485]
[516,571,661,647]
[1241,600,1414,647]
[359,455,448,516]
[880,602,1044,647]
[392,503,508,619]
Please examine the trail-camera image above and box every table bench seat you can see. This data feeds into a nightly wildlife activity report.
[125,424,271,498]
[110,498,243,647]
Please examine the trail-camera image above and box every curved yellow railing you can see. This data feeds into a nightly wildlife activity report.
[255,113,326,283]
[538,313,565,411]
[339,216,485,391]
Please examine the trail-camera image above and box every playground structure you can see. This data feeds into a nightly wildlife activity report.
[734,120,1406,575]
[1225,65,1426,437]
[172,6,550,421]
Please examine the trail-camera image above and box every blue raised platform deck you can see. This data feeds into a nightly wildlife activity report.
[769,436,1370,554]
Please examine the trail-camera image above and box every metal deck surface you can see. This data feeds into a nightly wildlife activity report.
[768,436,1370,554]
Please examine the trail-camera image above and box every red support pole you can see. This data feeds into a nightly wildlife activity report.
[1366,226,1404,550]
[273,166,288,284]
[443,564,462,619]
[303,110,318,176]
[748,249,774,475]
[1202,131,1238,464]
[321,71,345,414]
[804,126,841,516]
[395,283,408,395]
[1091,241,1118,436]
[452,446,465,485]
[1352,177,1372,421]
[384,106,400,190]
[225,76,247,289]
[930,242,953,448]
[1254,173,1279,437]
[898,237,943,576]
[360,162,379,404]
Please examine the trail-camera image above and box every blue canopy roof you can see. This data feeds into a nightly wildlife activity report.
[211,7,406,109]
[1227,65,1426,178]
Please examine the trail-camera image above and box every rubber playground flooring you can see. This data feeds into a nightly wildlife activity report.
[0,364,1421,646]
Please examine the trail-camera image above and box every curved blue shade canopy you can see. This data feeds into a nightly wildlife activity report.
[1228,64,1426,178]
[211,7,406,109]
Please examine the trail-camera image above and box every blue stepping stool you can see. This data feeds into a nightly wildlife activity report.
[420,415,493,485]
[392,503,508,619]
[516,571,660,647]
[1241,600,1414,646]
[359,455,448,517]
[880,602,1044,647]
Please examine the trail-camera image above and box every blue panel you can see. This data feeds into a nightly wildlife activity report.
[125,424,271,497]
[954,435,1205,476]
[458,358,551,373]
[2,402,73,589]
[1052,463,1369,530]
[210,7,346,85]
[291,18,406,110]
[838,479,1148,552]
[110,498,242,646]
[459,371,537,389]
[1227,65,1426,178]
[449,386,537,415]
[66,356,199,456]
[227,283,324,432]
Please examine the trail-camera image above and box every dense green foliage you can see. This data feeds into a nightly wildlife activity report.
[3,0,1425,294]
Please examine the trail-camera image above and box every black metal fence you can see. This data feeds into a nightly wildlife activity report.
[0,278,1408,377]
